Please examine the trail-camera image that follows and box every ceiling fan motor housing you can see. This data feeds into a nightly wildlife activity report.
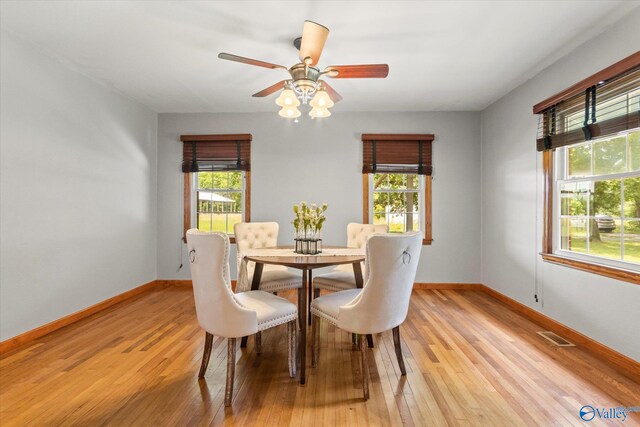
[289,63,320,83]
[289,63,321,102]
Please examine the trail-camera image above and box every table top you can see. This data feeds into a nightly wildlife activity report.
[243,246,365,269]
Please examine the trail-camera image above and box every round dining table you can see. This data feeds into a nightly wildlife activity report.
[243,247,365,385]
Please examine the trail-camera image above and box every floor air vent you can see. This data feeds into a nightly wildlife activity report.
[536,331,575,347]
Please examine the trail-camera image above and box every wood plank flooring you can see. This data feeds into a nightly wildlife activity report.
[1,285,638,426]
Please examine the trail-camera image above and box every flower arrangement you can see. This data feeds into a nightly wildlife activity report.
[293,201,327,254]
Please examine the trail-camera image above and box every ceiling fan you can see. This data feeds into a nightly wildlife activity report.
[218,20,389,118]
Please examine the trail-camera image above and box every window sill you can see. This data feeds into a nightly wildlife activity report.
[540,253,639,285]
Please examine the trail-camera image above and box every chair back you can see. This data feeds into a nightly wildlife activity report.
[346,223,389,248]
[332,223,389,273]
[338,232,422,334]
[186,230,257,338]
[234,222,280,274]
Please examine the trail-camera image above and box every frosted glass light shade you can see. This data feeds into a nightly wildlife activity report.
[279,106,301,118]
[309,107,331,118]
[275,89,300,107]
[309,90,334,108]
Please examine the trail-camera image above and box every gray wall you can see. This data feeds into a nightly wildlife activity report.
[480,9,640,361]
[0,31,158,341]
[157,112,481,283]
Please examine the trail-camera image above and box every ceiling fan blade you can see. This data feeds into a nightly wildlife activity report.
[218,53,288,70]
[252,80,289,97]
[299,21,329,65]
[325,64,389,78]
[320,81,343,103]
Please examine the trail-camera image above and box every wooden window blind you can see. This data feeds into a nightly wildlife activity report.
[180,134,252,172]
[534,51,640,151]
[362,134,434,175]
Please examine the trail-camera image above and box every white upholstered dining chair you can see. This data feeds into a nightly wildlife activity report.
[186,230,297,407]
[313,223,388,293]
[310,232,422,400]
[234,222,303,295]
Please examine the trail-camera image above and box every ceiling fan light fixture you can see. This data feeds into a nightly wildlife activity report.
[310,89,334,109]
[309,106,331,118]
[275,88,300,107]
[279,105,301,118]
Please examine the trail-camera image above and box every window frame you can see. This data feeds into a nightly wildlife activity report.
[362,173,432,245]
[542,149,640,284]
[192,171,249,240]
[552,131,640,272]
[183,171,251,243]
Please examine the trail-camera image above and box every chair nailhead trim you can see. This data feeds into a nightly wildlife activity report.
[258,281,303,290]
[313,282,356,292]
[257,311,297,326]
[310,306,338,326]
[257,313,298,331]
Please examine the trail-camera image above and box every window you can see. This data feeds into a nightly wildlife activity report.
[556,129,640,268]
[361,134,433,244]
[535,52,640,283]
[193,171,246,235]
[369,173,425,233]
[181,134,251,243]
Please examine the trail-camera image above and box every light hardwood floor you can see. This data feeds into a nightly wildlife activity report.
[1,285,638,426]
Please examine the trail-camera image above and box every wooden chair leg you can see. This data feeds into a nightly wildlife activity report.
[288,320,297,378]
[240,336,248,348]
[311,315,319,368]
[360,334,370,401]
[224,338,237,407]
[198,332,213,378]
[307,272,313,326]
[366,334,374,348]
[313,288,320,298]
[392,326,406,376]
[255,331,262,355]
[297,288,303,329]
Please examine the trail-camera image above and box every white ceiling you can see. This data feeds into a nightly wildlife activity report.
[1,1,638,113]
